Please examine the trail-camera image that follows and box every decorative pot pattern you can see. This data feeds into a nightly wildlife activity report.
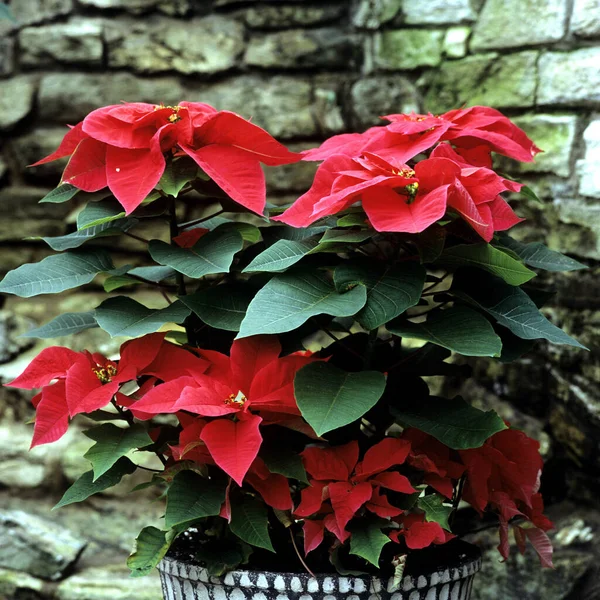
[158,543,482,600]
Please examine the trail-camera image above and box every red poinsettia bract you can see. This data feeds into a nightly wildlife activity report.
[33,102,300,214]
[295,439,415,553]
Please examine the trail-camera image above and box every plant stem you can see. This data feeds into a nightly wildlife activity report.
[289,528,315,577]
[168,197,187,297]
[123,231,150,244]
[179,209,225,230]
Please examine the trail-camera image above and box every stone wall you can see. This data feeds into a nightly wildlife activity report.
[0,0,599,599]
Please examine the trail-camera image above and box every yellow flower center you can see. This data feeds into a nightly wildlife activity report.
[225,390,247,408]
[93,363,117,384]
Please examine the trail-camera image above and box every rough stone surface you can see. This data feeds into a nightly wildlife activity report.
[9,128,71,180]
[570,0,600,38]
[537,48,600,106]
[443,26,470,58]
[350,76,420,128]
[106,15,245,74]
[0,567,46,599]
[0,511,87,581]
[0,37,15,77]
[78,0,190,15]
[0,76,36,131]
[401,0,476,24]
[9,0,73,25]
[577,120,600,199]
[424,51,538,111]
[244,4,346,29]
[245,28,360,69]
[471,0,567,49]
[352,0,402,29]
[373,29,444,70]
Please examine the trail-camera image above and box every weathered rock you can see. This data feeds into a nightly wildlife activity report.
[471,0,567,50]
[537,48,600,106]
[510,114,578,178]
[401,0,476,24]
[373,29,444,70]
[577,119,600,199]
[443,26,470,59]
[10,127,71,181]
[551,197,600,260]
[264,143,317,193]
[570,0,600,38]
[244,3,346,29]
[0,567,47,599]
[0,311,35,365]
[352,0,402,29]
[78,0,190,15]
[245,28,359,69]
[9,0,73,25]
[350,76,420,128]
[0,511,86,581]
[20,20,103,67]
[0,37,15,77]
[106,15,245,74]
[0,76,36,131]
[55,565,162,600]
[313,75,347,134]
[0,157,7,183]
[423,51,538,112]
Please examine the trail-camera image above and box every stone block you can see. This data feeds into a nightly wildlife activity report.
[78,0,189,15]
[0,510,86,580]
[401,0,475,24]
[423,51,538,112]
[9,0,73,25]
[20,19,103,67]
[264,145,318,193]
[10,127,70,181]
[0,568,46,599]
[443,27,470,59]
[0,76,36,131]
[106,15,244,74]
[374,29,444,70]
[350,76,420,129]
[553,197,600,259]
[0,37,15,77]
[352,0,402,29]
[245,28,360,69]
[571,0,600,38]
[471,0,567,50]
[577,119,600,199]
[537,48,600,106]
[244,3,345,29]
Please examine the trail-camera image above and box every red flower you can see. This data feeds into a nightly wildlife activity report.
[33,102,300,215]
[389,513,455,550]
[6,334,207,447]
[131,336,318,485]
[295,439,415,549]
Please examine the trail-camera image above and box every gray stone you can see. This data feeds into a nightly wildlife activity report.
[20,20,103,67]
[443,26,470,59]
[244,3,345,28]
[9,0,73,25]
[553,196,600,259]
[10,127,71,181]
[313,82,346,134]
[350,76,420,128]
[401,0,476,24]
[0,76,36,131]
[245,28,359,69]
[571,0,600,37]
[0,312,35,366]
[0,510,86,580]
[0,37,15,77]
[537,48,600,106]
[0,567,46,599]
[423,51,538,112]
[78,0,190,15]
[106,15,244,74]
[352,0,402,29]
[0,158,6,183]
[264,145,318,193]
[577,119,600,198]
[511,114,578,178]
[373,29,444,70]
[471,0,567,50]
[56,565,162,600]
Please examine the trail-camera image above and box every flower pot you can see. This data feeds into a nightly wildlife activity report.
[158,540,482,600]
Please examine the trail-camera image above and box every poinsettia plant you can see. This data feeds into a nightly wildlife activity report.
[2,103,586,578]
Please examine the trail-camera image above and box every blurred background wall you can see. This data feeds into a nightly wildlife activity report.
[0,1,599,599]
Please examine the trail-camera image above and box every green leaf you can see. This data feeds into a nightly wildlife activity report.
[194,540,253,577]
[95,297,191,338]
[165,471,227,528]
[404,225,447,263]
[40,218,138,252]
[349,520,390,567]
[77,199,126,230]
[238,270,367,338]
[261,448,308,484]
[337,212,369,227]
[439,243,536,286]
[243,236,321,273]
[127,527,178,577]
[334,261,426,330]
[129,266,176,283]
[180,284,254,332]
[230,495,274,552]
[39,183,79,204]
[21,311,97,339]
[418,494,453,530]
[84,423,153,481]
[103,275,141,293]
[149,226,243,278]
[388,306,502,357]
[391,396,507,449]
[294,362,386,436]
[519,185,543,205]
[54,457,136,509]
[319,229,373,245]
[452,269,587,349]
[496,235,587,272]
[0,250,114,298]
[159,157,199,197]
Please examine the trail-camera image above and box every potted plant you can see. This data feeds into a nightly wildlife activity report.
[2,102,585,600]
